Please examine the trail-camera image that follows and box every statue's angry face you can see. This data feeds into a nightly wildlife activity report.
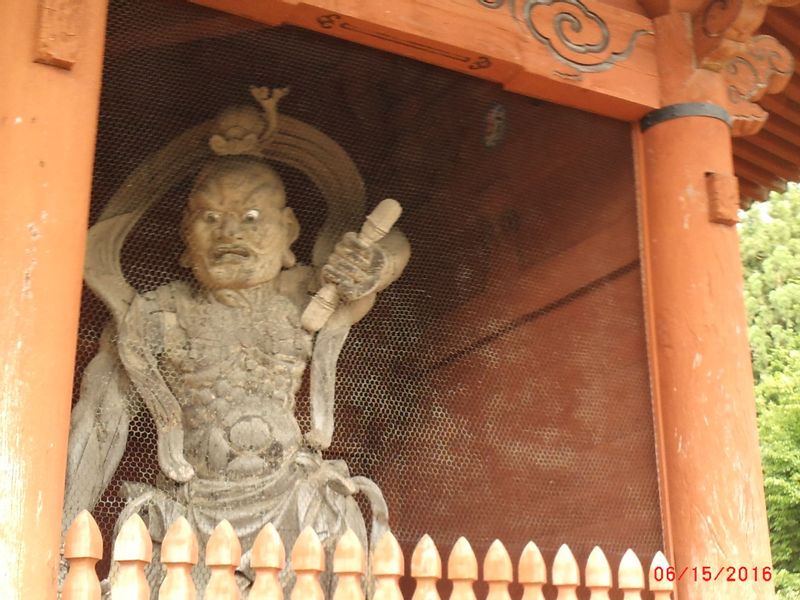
[183,159,299,290]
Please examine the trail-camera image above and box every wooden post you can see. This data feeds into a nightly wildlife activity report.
[62,510,103,600]
[618,550,644,600]
[0,1,107,598]
[159,517,199,600]
[411,535,442,600]
[372,531,404,600]
[447,537,477,600]
[290,527,324,600]
[585,547,611,600]
[638,15,775,598]
[483,540,512,600]
[111,514,152,600]
[648,552,674,599]
[551,545,579,600]
[518,542,546,600]
[332,529,366,600]
[250,523,285,600]
[205,520,242,600]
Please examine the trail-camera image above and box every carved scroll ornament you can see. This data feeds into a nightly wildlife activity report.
[692,0,798,136]
[722,34,795,135]
[477,0,653,79]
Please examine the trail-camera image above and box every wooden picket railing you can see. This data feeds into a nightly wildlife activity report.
[62,510,675,599]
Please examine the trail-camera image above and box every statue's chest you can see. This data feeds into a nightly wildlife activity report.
[164,294,312,374]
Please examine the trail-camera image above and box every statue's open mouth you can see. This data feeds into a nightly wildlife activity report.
[212,245,251,261]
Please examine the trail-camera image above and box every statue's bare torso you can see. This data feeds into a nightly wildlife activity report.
[141,269,315,482]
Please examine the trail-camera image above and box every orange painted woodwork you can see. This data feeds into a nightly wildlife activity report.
[62,511,104,600]
[617,549,645,598]
[734,136,800,181]
[332,530,366,600]
[737,129,800,170]
[648,552,675,599]
[411,535,442,600]
[159,517,199,600]
[290,527,325,600]
[111,514,153,600]
[190,0,659,121]
[483,540,513,600]
[518,542,547,600]
[250,523,285,600]
[372,531,405,600]
[0,0,107,598]
[585,547,612,599]
[205,520,243,600]
[639,113,775,598]
[447,537,478,600]
[551,545,580,600]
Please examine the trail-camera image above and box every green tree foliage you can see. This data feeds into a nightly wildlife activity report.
[740,184,800,597]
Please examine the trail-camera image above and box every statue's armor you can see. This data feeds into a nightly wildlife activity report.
[146,279,313,481]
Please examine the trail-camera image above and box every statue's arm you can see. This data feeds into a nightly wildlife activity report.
[304,230,410,451]
[62,324,134,532]
[117,290,195,483]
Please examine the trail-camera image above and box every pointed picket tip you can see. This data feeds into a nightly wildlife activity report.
[334,529,365,575]
[161,517,198,565]
[551,544,579,586]
[251,522,286,570]
[618,548,645,589]
[484,539,513,583]
[411,534,442,579]
[65,509,103,559]
[113,513,152,562]
[585,546,612,588]
[447,537,477,581]
[205,519,242,567]
[518,541,546,584]
[649,551,674,591]
[292,526,325,572]
[373,530,404,576]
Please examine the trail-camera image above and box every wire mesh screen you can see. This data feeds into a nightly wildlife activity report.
[72,0,663,596]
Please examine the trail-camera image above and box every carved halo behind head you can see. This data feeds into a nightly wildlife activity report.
[84,87,366,324]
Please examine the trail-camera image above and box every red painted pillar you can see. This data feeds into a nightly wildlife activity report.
[638,17,774,599]
[0,1,107,597]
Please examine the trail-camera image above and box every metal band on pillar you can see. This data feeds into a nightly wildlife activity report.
[640,103,732,132]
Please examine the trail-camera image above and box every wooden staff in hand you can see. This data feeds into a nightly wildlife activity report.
[302,199,403,333]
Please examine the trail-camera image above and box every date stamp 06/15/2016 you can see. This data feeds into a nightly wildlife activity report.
[653,565,773,583]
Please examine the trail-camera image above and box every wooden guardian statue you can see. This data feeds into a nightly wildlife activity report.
[61,87,411,595]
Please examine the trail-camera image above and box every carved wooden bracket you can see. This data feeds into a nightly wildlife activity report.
[34,0,82,69]
[721,35,794,135]
[692,0,797,135]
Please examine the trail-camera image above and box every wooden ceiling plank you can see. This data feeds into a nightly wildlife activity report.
[784,4,800,19]
[761,24,800,78]
[764,10,800,49]
[762,113,800,148]
[738,178,770,203]
[733,139,800,180]
[739,129,800,166]
[733,157,787,191]
[760,95,800,129]
[105,13,268,58]
[780,77,800,106]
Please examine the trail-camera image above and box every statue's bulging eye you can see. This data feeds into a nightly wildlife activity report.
[204,211,221,224]
[243,209,260,224]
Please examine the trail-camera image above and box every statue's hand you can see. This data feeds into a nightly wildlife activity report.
[304,428,331,451]
[321,232,387,303]
[157,428,195,483]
